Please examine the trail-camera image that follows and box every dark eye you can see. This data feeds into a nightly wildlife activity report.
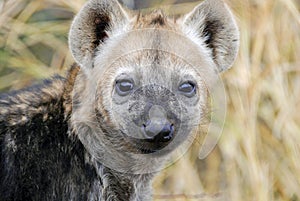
[116,79,134,96]
[178,81,196,97]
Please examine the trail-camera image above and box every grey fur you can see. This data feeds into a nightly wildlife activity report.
[69,0,130,69]
[0,0,239,200]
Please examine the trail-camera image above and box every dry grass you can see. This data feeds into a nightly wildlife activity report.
[1,0,300,200]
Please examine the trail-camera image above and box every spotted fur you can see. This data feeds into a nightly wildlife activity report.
[0,0,239,200]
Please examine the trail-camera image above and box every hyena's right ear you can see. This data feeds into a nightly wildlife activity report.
[69,0,129,70]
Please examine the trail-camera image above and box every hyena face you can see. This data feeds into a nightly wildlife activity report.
[99,50,205,155]
[69,0,239,173]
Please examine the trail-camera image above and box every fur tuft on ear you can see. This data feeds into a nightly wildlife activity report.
[69,0,129,69]
[182,0,239,72]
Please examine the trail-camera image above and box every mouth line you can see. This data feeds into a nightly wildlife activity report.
[120,130,171,154]
[139,148,158,154]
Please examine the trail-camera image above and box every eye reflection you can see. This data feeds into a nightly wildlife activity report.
[178,81,196,97]
[116,79,134,96]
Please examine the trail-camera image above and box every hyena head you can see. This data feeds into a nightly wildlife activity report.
[69,0,239,173]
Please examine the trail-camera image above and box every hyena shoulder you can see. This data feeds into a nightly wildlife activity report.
[0,65,99,200]
[0,65,80,127]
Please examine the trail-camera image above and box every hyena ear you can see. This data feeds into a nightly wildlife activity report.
[182,0,239,72]
[69,0,129,69]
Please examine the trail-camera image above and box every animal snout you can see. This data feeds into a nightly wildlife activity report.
[143,121,174,143]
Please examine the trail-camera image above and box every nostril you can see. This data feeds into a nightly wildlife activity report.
[142,121,175,143]
[142,123,157,139]
[171,124,174,131]
[159,124,174,142]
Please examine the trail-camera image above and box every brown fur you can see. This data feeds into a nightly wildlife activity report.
[63,64,81,116]
[1,0,240,200]
[133,10,171,29]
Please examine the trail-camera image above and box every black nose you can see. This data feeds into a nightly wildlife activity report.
[143,122,174,143]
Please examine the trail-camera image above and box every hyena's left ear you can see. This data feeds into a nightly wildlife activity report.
[69,0,129,69]
[182,0,239,72]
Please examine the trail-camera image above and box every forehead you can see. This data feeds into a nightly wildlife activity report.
[93,11,217,85]
[133,10,172,29]
[111,50,199,82]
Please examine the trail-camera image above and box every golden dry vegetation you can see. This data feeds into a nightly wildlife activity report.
[0,0,300,200]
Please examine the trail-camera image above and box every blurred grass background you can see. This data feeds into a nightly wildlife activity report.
[1,0,300,200]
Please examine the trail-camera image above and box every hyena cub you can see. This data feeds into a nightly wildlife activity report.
[0,0,239,200]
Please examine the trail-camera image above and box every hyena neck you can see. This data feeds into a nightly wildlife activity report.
[90,160,154,201]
